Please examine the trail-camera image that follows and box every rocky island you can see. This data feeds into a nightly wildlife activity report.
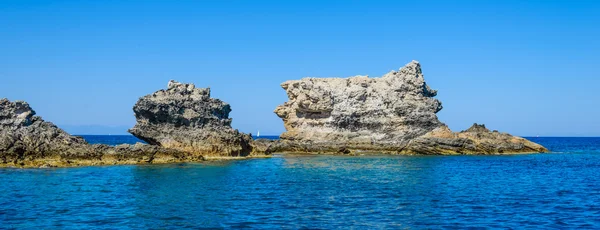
[0,61,548,168]
[129,80,257,159]
[265,61,548,155]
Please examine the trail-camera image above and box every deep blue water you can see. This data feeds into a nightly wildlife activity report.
[1,137,600,229]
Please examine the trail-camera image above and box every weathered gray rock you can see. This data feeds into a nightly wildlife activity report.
[0,98,191,168]
[0,98,90,165]
[273,61,548,154]
[129,80,255,157]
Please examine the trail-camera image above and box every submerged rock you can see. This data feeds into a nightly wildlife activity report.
[273,61,548,154]
[129,80,254,157]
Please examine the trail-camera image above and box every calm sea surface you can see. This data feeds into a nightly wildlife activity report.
[1,136,599,229]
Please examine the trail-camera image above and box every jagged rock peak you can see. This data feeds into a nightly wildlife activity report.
[381,60,437,97]
[0,98,37,128]
[135,80,231,128]
[464,123,491,133]
[149,80,212,102]
[388,60,421,76]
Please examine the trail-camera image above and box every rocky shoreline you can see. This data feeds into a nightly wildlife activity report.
[1,61,548,168]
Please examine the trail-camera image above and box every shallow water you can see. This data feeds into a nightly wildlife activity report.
[1,137,600,229]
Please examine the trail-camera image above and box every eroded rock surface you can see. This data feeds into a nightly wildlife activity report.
[0,99,90,165]
[0,98,190,168]
[276,61,441,145]
[274,61,548,154]
[129,80,255,157]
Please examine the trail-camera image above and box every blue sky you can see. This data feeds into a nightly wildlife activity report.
[1,0,598,136]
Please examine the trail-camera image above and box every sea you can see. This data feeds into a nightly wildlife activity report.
[1,136,599,229]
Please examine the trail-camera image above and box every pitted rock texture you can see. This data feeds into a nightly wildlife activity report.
[276,61,442,146]
[274,61,548,154]
[129,80,254,157]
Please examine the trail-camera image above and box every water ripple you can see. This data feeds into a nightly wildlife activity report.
[1,137,600,228]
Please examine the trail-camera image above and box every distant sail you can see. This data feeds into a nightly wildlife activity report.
[257,131,260,137]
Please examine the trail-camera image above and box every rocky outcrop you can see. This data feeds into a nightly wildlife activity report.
[1,80,266,167]
[275,61,441,145]
[274,61,548,154]
[0,98,195,168]
[129,80,255,157]
[0,99,90,165]
[401,124,548,155]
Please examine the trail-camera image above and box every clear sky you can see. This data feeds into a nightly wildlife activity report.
[1,0,598,136]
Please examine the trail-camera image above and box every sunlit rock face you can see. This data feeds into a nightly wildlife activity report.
[275,61,443,148]
[273,61,548,154]
[129,80,254,157]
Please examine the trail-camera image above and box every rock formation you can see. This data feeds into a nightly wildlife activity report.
[0,61,548,168]
[1,80,266,167]
[129,80,255,158]
[0,99,90,164]
[401,124,547,155]
[0,98,191,168]
[273,61,548,154]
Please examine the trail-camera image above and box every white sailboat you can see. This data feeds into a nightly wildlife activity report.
[257,130,260,138]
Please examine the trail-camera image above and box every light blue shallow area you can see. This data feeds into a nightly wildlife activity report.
[1,137,600,229]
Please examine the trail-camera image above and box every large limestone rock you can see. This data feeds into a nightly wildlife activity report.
[274,61,548,154]
[0,98,188,167]
[275,61,442,150]
[129,80,254,157]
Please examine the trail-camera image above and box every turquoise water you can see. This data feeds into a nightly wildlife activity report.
[1,137,600,229]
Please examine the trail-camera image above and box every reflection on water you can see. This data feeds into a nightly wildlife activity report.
[1,137,600,228]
